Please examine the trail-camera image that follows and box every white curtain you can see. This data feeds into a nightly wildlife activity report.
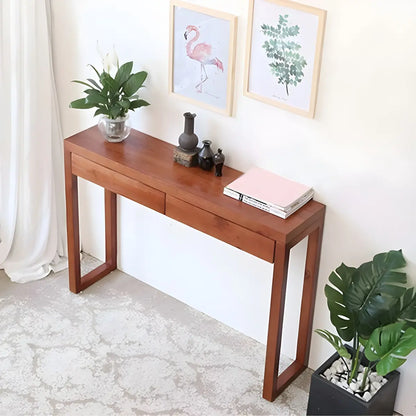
[0,0,67,282]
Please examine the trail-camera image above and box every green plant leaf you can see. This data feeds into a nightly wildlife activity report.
[364,323,416,375]
[72,80,98,90]
[109,105,123,119]
[88,64,101,80]
[129,99,150,109]
[69,98,96,109]
[123,71,147,96]
[359,337,368,348]
[315,329,351,359]
[87,78,101,89]
[397,288,416,328]
[115,61,133,86]
[120,99,131,110]
[85,90,107,106]
[100,72,118,93]
[93,108,109,117]
[324,263,357,341]
[344,250,407,338]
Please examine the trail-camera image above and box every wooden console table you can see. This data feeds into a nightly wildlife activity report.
[64,126,325,402]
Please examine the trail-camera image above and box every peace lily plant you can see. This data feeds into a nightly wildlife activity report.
[316,249,416,394]
[69,47,149,119]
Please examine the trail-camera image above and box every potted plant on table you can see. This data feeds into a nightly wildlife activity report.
[307,249,416,415]
[69,48,150,142]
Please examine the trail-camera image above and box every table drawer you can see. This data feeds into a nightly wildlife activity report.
[72,154,165,213]
[166,195,275,262]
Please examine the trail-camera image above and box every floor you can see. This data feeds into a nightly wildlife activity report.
[0,258,312,416]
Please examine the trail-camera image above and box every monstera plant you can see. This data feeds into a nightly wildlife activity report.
[316,249,416,391]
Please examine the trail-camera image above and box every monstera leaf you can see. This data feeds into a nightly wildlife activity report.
[315,329,351,359]
[364,322,416,375]
[324,263,357,341]
[397,288,416,328]
[344,250,407,339]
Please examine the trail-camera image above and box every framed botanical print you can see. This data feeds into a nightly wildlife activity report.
[244,0,326,118]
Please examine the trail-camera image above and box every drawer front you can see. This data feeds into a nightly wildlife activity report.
[166,195,275,262]
[72,154,165,213]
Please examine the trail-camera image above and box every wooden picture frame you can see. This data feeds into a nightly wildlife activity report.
[244,0,326,118]
[169,0,237,116]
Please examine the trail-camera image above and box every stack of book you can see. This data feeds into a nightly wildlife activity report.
[223,167,314,219]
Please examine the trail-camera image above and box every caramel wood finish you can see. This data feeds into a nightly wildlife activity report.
[64,126,326,402]
[72,154,165,213]
[104,190,117,270]
[166,195,275,262]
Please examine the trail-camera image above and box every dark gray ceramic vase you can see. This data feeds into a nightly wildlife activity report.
[178,112,198,151]
[198,140,214,171]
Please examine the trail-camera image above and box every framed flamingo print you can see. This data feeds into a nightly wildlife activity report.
[169,1,237,116]
[244,0,326,118]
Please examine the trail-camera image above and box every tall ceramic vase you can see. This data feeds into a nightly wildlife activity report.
[178,112,198,151]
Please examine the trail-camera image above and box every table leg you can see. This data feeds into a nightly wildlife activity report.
[77,189,117,292]
[262,220,324,402]
[263,243,290,401]
[295,223,324,366]
[64,149,81,293]
[105,189,117,270]
[64,149,118,293]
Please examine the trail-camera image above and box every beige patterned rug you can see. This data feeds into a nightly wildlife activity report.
[0,257,311,415]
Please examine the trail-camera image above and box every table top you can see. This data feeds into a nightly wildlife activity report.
[65,126,325,244]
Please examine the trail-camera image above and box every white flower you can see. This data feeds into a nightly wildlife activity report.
[96,42,119,74]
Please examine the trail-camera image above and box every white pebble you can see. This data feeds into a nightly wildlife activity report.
[363,391,372,402]
[372,381,381,391]
[349,382,358,392]
[369,373,377,382]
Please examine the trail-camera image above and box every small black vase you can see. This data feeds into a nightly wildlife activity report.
[178,112,198,151]
[213,148,225,177]
[198,140,214,171]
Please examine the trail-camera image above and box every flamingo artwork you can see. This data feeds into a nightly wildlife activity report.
[184,25,224,93]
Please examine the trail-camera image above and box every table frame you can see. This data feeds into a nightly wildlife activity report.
[64,127,325,401]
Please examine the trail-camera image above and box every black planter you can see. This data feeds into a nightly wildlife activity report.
[307,347,400,415]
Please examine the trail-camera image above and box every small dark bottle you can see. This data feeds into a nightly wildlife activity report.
[198,140,214,171]
[213,148,225,177]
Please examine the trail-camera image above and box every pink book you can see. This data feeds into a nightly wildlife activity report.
[224,167,313,211]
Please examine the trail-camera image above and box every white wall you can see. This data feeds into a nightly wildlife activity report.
[51,1,416,414]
